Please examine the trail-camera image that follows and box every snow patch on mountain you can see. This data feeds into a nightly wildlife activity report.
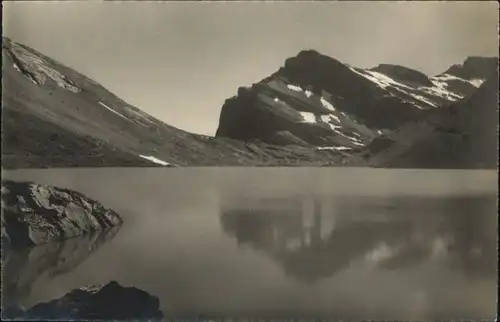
[348,66,485,109]
[431,73,485,88]
[320,97,336,111]
[408,93,438,107]
[349,67,436,108]
[321,114,341,124]
[333,129,365,146]
[468,78,486,88]
[98,102,130,121]
[420,83,463,102]
[318,146,352,151]
[299,111,316,123]
[287,84,303,92]
[138,155,170,166]
[367,70,409,89]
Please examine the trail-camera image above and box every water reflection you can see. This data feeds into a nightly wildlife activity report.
[1,226,122,308]
[220,195,497,283]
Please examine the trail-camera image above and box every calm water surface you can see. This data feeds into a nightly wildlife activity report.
[2,168,497,319]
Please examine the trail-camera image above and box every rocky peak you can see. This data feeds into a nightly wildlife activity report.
[2,36,12,48]
[369,64,433,87]
[276,49,363,95]
[443,56,498,80]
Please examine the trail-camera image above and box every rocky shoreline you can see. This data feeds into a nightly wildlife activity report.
[0,181,162,320]
[1,180,122,249]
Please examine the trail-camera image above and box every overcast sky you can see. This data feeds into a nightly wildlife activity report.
[3,1,499,135]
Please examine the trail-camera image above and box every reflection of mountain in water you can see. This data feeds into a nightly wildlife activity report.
[1,226,121,308]
[220,195,496,283]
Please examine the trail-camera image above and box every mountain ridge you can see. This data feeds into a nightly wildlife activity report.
[215,49,495,156]
[2,37,343,167]
[2,37,497,168]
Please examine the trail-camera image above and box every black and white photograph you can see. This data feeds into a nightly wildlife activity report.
[1,0,498,320]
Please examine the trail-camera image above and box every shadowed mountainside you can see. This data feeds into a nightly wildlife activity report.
[215,50,496,154]
[355,72,498,169]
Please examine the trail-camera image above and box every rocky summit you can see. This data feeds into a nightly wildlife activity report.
[2,281,163,321]
[2,37,497,168]
[1,180,122,248]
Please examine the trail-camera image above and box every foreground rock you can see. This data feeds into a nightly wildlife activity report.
[2,281,163,320]
[1,180,122,248]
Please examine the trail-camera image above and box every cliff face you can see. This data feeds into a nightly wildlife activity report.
[1,180,123,248]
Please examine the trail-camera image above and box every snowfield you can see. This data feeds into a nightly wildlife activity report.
[348,67,479,109]
[431,73,485,88]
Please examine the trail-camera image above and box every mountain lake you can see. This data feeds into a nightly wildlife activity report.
[2,167,497,320]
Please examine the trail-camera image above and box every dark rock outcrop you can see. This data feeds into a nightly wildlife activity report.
[1,180,123,248]
[2,281,163,321]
